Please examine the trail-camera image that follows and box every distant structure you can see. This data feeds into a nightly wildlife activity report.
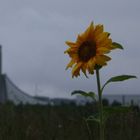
[0,46,47,105]
[1,45,140,106]
[75,94,140,107]
[103,94,140,107]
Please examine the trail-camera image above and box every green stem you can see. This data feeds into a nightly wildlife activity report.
[96,69,104,140]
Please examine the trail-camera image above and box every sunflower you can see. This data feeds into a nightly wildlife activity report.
[65,22,116,78]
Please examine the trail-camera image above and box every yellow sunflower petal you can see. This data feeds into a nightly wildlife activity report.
[76,34,86,44]
[88,22,95,39]
[95,32,109,43]
[66,54,79,63]
[80,22,94,39]
[95,56,107,66]
[100,55,111,61]
[64,47,78,54]
[65,41,77,48]
[66,59,75,70]
[87,58,95,74]
[72,62,82,78]
[97,38,112,47]
[94,24,103,37]
[97,47,111,54]
[81,63,88,78]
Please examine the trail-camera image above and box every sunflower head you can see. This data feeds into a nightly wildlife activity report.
[65,22,116,78]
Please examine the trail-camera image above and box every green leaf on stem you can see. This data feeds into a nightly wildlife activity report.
[112,42,124,50]
[107,75,137,82]
[71,90,96,100]
[102,75,137,92]
[86,115,100,123]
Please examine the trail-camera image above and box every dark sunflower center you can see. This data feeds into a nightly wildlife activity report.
[78,41,96,62]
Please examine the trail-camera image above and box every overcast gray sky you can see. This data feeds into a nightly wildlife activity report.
[0,0,139,98]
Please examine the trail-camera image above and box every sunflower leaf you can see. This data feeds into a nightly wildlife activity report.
[86,111,109,124]
[86,115,100,123]
[112,42,124,50]
[71,90,96,100]
[102,75,137,91]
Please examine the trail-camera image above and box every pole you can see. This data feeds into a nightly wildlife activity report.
[0,45,2,75]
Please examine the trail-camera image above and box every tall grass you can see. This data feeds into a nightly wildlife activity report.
[0,102,139,140]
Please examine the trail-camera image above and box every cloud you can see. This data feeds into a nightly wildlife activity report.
[0,0,139,98]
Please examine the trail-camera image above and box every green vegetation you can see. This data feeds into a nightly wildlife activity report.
[0,102,139,140]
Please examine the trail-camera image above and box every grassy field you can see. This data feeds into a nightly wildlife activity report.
[0,102,140,140]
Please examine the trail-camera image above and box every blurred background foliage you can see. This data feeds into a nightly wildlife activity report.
[0,101,140,140]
